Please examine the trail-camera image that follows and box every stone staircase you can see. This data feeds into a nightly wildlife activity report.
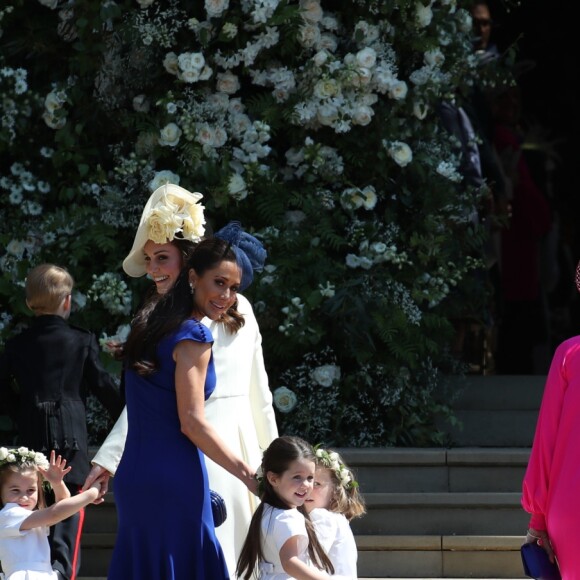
[77,374,545,578]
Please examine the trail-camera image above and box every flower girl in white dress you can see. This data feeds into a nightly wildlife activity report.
[237,436,344,580]
[0,448,103,580]
[304,447,366,579]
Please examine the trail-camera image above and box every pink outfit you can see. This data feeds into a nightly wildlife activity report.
[522,335,580,577]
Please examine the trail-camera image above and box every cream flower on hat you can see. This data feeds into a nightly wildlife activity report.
[123,183,205,277]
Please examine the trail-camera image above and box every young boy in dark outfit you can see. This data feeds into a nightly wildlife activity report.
[0,264,123,580]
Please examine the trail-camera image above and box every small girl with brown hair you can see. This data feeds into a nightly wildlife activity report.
[237,436,341,580]
[0,448,103,579]
[304,447,366,578]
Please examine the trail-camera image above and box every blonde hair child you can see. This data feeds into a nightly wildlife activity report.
[303,447,366,579]
[236,436,336,580]
[0,448,103,579]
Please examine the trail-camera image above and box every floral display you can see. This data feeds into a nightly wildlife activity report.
[0,0,513,445]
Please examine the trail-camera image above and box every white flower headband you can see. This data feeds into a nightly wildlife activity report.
[0,446,49,470]
[314,446,358,490]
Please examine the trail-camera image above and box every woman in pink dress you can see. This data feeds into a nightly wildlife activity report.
[521,263,580,577]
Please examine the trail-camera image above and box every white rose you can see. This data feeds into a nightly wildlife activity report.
[216,71,240,94]
[389,80,408,101]
[42,111,66,130]
[132,94,150,113]
[178,52,205,72]
[299,24,321,48]
[300,0,323,23]
[163,52,179,75]
[149,170,180,192]
[388,141,413,167]
[313,78,340,99]
[424,49,445,67]
[362,186,377,209]
[316,103,338,126]
[44,90,65,113]
[196,124,215,146]
[205,0,228,18]
[356,47,376,69]
[353,104,374,126]
[415,2,433,27]
[6,453,16,463]
[273,387,298,413]
[17,447,29,455]
[312,50,329,67]
[311,364,340,387]
[158,123,182,147]
[328,451,339,461]
[227,174,247,200]
[317,33,338,52]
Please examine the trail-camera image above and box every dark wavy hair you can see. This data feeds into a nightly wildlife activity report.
[123,237,244,375]
[236,436,334,579]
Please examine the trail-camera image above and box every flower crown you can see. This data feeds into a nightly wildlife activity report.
[314,446,358,490]
[0,447,49,470]
[146,191,205,245]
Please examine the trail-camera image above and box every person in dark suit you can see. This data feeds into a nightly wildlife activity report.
[0,263,123,580]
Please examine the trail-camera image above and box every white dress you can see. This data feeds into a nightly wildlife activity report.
[310,509,358,579]
[259,505,311,580]
[0,503,58,580]
[91,294,279,578]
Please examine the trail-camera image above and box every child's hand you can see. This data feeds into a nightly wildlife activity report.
[87,476,107,504]
[38,450,72,487]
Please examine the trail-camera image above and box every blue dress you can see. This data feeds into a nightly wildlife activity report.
[108,319,229,580]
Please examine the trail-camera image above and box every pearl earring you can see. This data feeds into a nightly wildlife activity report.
[189,283,195,295]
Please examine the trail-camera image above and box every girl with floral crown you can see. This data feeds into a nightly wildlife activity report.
[0,448,104,580]
[237,436,352,580]
[303,447,366,578]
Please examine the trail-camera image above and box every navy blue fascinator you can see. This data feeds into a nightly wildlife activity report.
[215,221,266,292]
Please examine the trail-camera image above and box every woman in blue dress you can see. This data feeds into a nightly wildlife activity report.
[108,233,259,580]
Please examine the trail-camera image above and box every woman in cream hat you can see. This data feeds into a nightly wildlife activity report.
[85,184,278,577]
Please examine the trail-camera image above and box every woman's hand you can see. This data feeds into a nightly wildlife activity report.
[526,527,556,564]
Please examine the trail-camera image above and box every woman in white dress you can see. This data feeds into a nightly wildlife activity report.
[83,184,279,577]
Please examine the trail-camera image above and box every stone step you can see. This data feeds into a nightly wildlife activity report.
[336,448,530,493]
[351,492,528,536]
[77,534,527,578]
[438,375,545,447]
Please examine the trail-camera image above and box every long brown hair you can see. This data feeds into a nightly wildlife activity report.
[236,436,334,579]
[123,237,244,375]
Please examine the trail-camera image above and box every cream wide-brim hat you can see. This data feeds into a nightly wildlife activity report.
[122,183,205,278]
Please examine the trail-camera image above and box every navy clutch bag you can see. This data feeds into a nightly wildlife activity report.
[521,542,561,580]
[210,489,227,527]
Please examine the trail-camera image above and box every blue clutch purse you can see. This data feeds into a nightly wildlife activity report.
[210,489,227,528]
[521,542,561,580]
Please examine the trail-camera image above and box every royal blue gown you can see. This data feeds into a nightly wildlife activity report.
[108,319,229,580]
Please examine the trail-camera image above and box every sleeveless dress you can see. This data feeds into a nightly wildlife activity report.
[108,319,229,580]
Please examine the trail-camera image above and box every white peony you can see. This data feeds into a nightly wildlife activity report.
[353,104,374,126]
[388,80,408,101]
[313,78,340,99]
[356,47,377,69]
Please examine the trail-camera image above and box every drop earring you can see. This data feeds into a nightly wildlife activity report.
[189,283,195,296]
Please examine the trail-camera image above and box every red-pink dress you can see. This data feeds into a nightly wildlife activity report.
[522,335,580,578]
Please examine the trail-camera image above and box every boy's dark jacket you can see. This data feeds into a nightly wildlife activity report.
[0,315,123,485]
